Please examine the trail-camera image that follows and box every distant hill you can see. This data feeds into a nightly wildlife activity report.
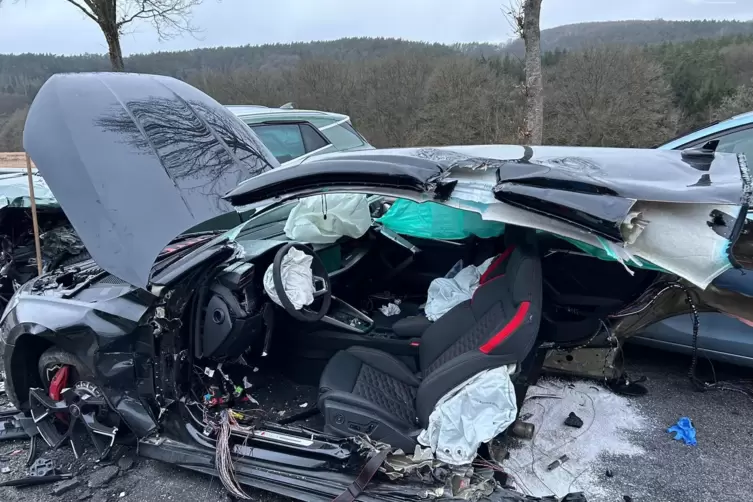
[3,18,753,151]
[500,19,753,57]
[4,19,753,96]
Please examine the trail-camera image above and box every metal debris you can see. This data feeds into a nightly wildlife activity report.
[547,454,570,472]
[381,445,437,480]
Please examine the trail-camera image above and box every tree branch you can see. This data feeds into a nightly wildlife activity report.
[64,0,99,23]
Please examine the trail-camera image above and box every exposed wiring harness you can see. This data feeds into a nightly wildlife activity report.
[217,409,252,499]
[610,281,753,398]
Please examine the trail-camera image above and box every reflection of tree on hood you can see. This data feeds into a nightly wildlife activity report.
[96,97,274,211]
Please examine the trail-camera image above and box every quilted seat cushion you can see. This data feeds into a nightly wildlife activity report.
[318,346,420,426]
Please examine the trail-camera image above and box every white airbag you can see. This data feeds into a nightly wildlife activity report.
[284,194,372,244]
[418,365,518,466]
[263,247,315,310]
[424,256,495,321]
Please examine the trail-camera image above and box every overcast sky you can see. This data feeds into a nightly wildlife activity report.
[1,0,752,56]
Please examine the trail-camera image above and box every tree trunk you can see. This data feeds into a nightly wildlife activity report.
[102,26,124,71]
[522,0,543,145]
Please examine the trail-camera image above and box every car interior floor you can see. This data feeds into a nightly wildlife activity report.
[190,357,324,430]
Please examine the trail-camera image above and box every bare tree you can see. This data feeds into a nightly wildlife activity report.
[716,78,753,121]
[505,0,544,144]
[0,1,203,71]
[545,47,676,147]
[412,57,522,146]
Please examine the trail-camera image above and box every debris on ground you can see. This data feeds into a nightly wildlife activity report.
[564,412,584,428]
[29,458,56,477]
[51,477,81,495]
[116,454,134,472]
[504,378,648,500]
[605,469,614,478]
[509,420,535,439]
[667,417,697,446]
[546,454,570,471]
[91,492,110,502]
[0,472,73,487]
[0,413,28,441]
[77,488,93,500]
[87,465,119,488]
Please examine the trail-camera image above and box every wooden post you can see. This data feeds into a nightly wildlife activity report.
[25,153,43,276]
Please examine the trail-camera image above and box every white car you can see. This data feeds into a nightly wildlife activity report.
[226,104,374,165]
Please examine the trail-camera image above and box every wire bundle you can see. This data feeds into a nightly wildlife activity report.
[216,409,252,500]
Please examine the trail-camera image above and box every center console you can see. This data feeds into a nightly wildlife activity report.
[321,296,375,333]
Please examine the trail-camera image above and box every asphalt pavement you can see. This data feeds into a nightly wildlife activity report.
[0,345,750,502]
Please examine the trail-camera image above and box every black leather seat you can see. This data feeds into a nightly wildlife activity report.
[390,233,519,339]
[318,228,542,451]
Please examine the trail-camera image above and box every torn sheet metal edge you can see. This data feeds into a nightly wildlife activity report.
[446,196,733,290]
[624,202,736,289]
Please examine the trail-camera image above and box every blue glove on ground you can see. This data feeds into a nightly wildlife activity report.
[667,417,697,446]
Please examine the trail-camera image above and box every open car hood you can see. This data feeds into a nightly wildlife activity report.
[24,72,278,289]
[226,145,752,289]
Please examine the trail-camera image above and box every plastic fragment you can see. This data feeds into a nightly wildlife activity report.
[564,411,584,428]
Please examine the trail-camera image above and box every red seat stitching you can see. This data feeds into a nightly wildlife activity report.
[479,245,515,285]
[479,301,531,354]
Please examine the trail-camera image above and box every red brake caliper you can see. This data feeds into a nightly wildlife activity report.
[49,365,70,422]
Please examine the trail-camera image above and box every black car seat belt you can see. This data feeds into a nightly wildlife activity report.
[332,449,389,502]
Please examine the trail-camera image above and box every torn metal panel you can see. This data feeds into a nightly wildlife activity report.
[494,183,635,241]
[442,144,746,204]
[624,202,737,289]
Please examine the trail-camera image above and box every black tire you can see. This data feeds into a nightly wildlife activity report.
[37,347,94,389]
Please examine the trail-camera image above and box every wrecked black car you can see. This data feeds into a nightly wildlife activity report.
[2,72,753,501]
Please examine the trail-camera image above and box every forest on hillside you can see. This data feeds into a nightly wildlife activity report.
[2,20,753,151]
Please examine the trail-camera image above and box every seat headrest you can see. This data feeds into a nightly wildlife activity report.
[504,225,537,250]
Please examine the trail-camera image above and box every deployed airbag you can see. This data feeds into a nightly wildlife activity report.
[418,365,518,465]
[263,247,315,309]
[377,199,505,240]
[284,194,372,244]
[424,256,494,321]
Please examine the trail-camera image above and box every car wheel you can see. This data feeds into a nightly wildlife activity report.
[37,347,93,389]
[32,347,123,459]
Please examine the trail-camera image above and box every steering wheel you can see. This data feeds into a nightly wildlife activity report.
[272,242,332,322]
